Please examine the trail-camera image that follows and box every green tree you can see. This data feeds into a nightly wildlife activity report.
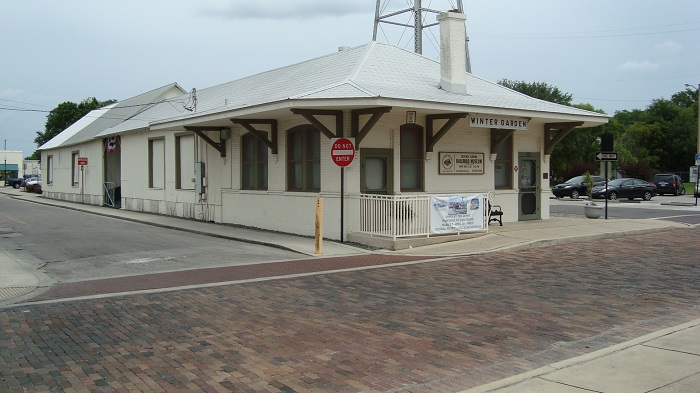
[497,79,604,180]
[550,103,608,180]
[497,79,573,105]
[28,97,115,159]
[613,93,697,173]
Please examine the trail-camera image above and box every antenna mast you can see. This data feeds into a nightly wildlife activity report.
[373,0,472,72]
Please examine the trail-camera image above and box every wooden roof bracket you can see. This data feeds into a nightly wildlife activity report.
[426,113,468,152]
[351,107,392,148]
[184,126,228,157]
[290,109,343,139]
[490,128,516,154]
[544,122,584,155]
[230,119,278,155]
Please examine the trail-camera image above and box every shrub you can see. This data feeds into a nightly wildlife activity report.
[25,184,42,194]
[618,161,652,181]
[556,162,599,184]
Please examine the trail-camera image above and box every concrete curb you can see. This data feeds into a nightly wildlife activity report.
[460,318,700,393]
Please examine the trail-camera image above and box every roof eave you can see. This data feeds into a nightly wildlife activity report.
[150,96,608,131]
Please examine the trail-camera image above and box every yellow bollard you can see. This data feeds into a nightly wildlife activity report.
[315,197,323,254]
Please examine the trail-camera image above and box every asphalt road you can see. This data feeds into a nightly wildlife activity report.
[0,194,302,283]
[549,194,700,225]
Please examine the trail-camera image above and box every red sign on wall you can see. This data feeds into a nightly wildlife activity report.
[78,157,88,166]
[330,138,355,167]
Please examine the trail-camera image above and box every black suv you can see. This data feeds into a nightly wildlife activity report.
[652,173,685,196]
[552,175,606,199]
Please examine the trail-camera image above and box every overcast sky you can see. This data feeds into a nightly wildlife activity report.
[1,0,699,158]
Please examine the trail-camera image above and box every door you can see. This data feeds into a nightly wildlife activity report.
[361,149,393,195]
[518,152,540,220]
[103,137,121,208]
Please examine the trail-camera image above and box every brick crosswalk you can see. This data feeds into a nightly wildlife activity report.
[2,228,699,392]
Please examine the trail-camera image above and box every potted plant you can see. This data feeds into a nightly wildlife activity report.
[583,171,603,219]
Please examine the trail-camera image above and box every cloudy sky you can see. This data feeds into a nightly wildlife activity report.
[1,0,699,157]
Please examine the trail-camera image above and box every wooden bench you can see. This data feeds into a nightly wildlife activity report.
[488,202,503,226]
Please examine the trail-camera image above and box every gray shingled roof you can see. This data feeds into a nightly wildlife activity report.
[101,41,606,136]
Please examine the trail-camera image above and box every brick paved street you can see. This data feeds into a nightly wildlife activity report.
[1,228,700,392]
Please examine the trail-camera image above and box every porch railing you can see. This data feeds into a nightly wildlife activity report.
[354,193,489,240]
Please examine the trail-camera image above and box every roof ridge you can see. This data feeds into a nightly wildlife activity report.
[196,44,373,95]
[290,82,375,99]
[348,41,377,82]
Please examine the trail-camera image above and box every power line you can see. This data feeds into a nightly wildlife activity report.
[473,27,700,40]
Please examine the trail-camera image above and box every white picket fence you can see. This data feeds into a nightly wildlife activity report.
[353,193,489,240]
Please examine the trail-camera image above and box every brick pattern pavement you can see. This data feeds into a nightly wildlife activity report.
[29,254,433,302]
[1,228,700,392]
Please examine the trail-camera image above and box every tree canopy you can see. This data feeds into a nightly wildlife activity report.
[498,79,573,105]
[28,97,115,159]
[498,79,699,181]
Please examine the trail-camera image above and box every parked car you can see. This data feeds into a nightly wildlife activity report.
[23,176,42,193]
[552,175,606,199]
[7,175,32,189]
[591,178,657,201]
[652,173,685,196]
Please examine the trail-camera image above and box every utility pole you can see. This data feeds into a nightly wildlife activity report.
[373,0,472,72]
[686,83,700,155]
[686,83,700,205]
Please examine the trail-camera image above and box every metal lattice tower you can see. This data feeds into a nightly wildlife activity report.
[373,0,472,73]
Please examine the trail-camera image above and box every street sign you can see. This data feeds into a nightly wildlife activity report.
[695,153,700,165]
[330,138,355,167]
[595,152,618,161]
[77,157,88,166]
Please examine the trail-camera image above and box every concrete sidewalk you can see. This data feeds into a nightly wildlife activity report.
[0,189,697,392]
[462,319,700,393]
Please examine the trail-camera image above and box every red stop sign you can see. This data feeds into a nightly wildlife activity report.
[331,138,355,167]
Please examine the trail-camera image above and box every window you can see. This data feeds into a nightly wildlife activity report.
[287,126,320,192]
[176,134,195,190]
[149,138,165,189]
[493,131,513,189]
[46,156,53,185]
[400,124,423,191]
[71,151,79,186]
[242,132,268,190]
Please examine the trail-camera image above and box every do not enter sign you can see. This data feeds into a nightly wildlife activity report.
[331,138,355,167]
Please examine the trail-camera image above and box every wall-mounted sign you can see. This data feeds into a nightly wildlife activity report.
[469,115,529,130]
[439,152,484,175]
[406,111,417,124]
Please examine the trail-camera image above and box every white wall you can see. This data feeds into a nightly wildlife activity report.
[41,140,105,204]
[1,151,24,177]
[112,111,549,240]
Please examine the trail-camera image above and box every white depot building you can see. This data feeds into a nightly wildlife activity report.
[39,12,607,249]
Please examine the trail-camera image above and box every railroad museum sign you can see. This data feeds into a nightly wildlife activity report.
[469,115,529,130]
[439,152,484,174]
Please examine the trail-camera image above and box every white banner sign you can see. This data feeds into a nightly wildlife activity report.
[470,115,529,130]
[430,195,485,234]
